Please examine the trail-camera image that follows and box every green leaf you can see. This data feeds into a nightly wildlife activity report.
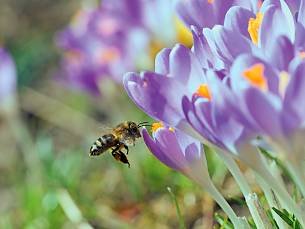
[272,207,294,227]
[167,187,186,229]
[214,213,234,229]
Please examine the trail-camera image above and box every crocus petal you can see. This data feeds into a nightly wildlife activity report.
[259,1,295,49]
[283,59,305,125]
[124,71,184,126]
[191,26,221,69]
[142,127,204,176]
[175,0,234,29]
[224,6,255,38]
[142,128,180,170]
[298,0,305,27]
[203,25,253,67]
[265,35,294,71]
[243,87,282,137]
[155,48,171,74]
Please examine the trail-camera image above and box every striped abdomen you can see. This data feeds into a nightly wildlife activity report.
[89,134,119,156]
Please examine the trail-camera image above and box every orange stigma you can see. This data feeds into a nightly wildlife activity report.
[207,0,214,4]
[248,12,263,45]
[243,63,267,91]
[152,122,164,132]
[194,84,212,101]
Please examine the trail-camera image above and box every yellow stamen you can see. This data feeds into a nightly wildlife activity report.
[169,127,175,132]
[174,17,193,47]
[248,12,263,45]
[194,84,212,101]
[207,0,214,4]
[243,63,267,91]
[152,122,164,132]
[279,71,290,97]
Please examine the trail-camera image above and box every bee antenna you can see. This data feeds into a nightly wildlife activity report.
[138,121,149,127]
[138,121,149,125]
[138,124,152,128]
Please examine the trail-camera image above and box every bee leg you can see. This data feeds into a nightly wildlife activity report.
[118,151,130,168]
[111,147,130,167]
[123,144,129,155]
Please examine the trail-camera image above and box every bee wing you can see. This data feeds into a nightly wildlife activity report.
[90,121,116,136]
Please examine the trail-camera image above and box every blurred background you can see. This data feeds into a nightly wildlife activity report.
[0,0,252,228]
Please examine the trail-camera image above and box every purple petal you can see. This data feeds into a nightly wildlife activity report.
[244,87,282,137]
[265,35,294,71]
[142,128,180,170]
[283,59,305,126]
[203,25,253,67]
[224,6,255,38]
[155,48,171,74]
[124,71,184,126]
[259,3,295,49]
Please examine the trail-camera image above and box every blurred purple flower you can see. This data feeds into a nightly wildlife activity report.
[56,0,192,96]
[0,48,16,101]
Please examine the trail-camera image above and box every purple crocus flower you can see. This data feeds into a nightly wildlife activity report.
[229,53,305,160]
[142,122,245,228]
[143,122,206,182]
[192,0,303,72]
[0,48,16,102]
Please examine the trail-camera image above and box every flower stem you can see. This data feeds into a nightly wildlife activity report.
[204,181,244,229]
[218,150,270,229]
[255,172,288,229]
[235,145,305,226]
[285,160,305,199]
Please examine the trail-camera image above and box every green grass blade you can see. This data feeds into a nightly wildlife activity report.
[167,187,186,229]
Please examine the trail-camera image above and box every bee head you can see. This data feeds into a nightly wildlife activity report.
[127,121,141,138]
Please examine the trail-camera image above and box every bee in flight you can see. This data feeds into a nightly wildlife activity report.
[89,121,151,167]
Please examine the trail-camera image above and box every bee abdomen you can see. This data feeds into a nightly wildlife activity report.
[89,134,117,156]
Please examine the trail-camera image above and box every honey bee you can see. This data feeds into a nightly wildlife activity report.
[89,121,151,167]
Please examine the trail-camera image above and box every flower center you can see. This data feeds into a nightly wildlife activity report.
[248,12,263,45]
[194,84,212,101]
[152,122,164,132]
[243,63,267,91]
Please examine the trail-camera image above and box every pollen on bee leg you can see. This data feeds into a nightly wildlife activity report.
[152,122,164,132]
[243,63,267,91]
